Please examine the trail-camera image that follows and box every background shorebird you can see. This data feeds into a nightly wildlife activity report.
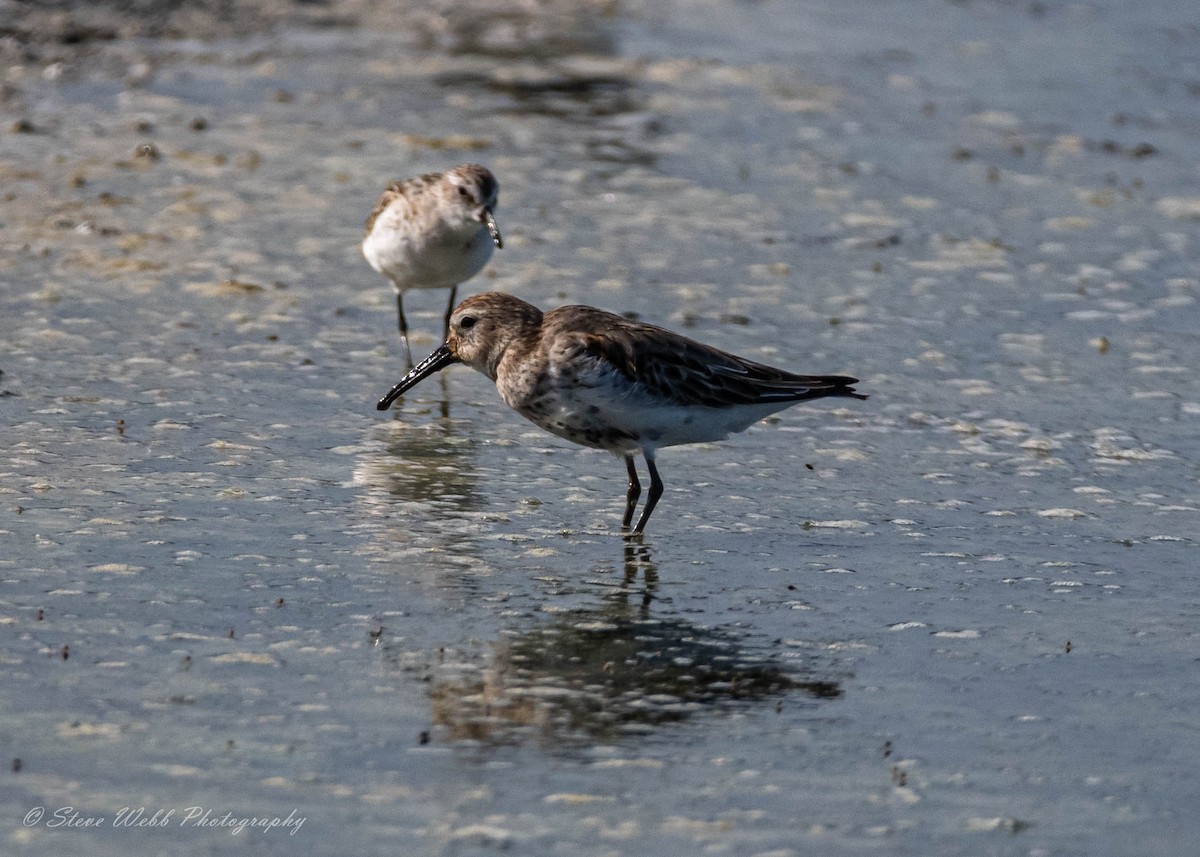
[362,163,502,367]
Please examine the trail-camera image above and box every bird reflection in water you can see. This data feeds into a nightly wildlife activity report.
[357,402,481,511]
[353,401,490,567]
[618,540,656,613]
[424,543,842,748]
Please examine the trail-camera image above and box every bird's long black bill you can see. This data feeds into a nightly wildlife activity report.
[376,344,461,411]
[483,209,503,249]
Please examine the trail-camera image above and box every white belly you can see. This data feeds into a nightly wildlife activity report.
[363,220,493,293]
[507,374,795,455]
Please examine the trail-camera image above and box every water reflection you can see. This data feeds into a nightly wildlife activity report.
[351,396,495,575]
[423,544,842,748]
[415,1,620,60]
[422,1,653,166]
[355,397,480,511]
[468,70,637,120]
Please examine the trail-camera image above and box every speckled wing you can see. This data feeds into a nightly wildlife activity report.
[364,182,404,236]
[363,173,439,236]
[568,310,864,408]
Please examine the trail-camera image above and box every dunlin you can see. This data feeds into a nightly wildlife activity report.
[362,163,503,366]
[377,292,865,534]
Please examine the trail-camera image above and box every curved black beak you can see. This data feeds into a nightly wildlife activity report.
[376,344,461,410]
[482,208,502,249]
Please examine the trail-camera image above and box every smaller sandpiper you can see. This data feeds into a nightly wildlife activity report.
[362,163,503,367]
[377,292,866,535]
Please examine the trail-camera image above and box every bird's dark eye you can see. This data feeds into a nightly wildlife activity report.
[459,316,477,330]
[457,186,470,198]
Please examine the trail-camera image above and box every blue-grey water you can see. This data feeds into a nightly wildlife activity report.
[3,0,1199,854]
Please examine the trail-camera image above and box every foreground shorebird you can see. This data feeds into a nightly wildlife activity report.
[362,164,503,366]
[377,292,866,534]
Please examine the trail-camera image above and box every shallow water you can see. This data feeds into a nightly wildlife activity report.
[3,0,1200,854]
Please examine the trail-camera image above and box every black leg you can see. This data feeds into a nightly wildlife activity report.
[396,291,413,368]
[632,454,663,535]
[441,284,458,342]
[622,455,641,530]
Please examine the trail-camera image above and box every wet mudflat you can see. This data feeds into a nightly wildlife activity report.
[2,0,1199,854]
